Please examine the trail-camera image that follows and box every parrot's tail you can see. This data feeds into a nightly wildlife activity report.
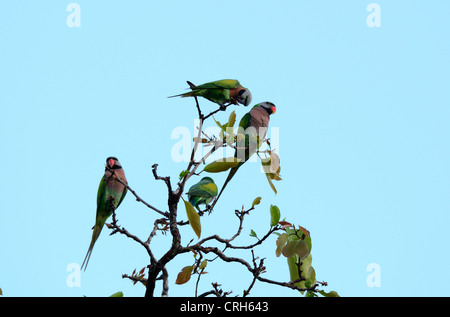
[81,224,103,271]
[168,81,197,98]
[210,166,239,212]
[167,91,194,98]
[186,81,196,89]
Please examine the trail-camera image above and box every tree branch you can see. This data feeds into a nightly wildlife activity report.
[107,211,156,263]
[151,164,173,193]
[106,95,331,298]
[106,165,168,217]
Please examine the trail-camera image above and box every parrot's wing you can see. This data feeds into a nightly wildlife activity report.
[194,79,239,90]
[236,113,252,156]
[235,112,260,162]
[201,182,218,197]
[238,112,252,130]
[97,176,106,206]
[95,176,107,219]
[186,185,214,198]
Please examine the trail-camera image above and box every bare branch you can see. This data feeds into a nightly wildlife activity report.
[107,211,156,263]
[203,102,235,121]
[122,273,146,285]
[151,164,173,193]
[106,165,168,217]
[160,267,169,297]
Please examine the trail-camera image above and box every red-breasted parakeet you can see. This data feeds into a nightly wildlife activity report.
[169,79,252,107]
[186,177,218,212]
[213,102,277,208]
[81,157,128,271]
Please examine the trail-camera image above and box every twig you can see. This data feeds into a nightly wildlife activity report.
[151,164,172,193]
[122,273,147,285]
[198,283,232,297]
[243,250,264,297]
[194,205,281,250]
[107,211,156,263]
[203,103,234,121]
[194,267,205,297]
[106,165,168,217]
[145,218,169,244]
[193,95,203,120]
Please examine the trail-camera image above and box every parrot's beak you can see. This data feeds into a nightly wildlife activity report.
[108,158,115,168]
[271,106,277,114]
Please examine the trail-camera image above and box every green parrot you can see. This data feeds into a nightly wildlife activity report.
[81,157,128,271]
[186,177,218,212]
[212,102,277,209]
[169,79,252,108]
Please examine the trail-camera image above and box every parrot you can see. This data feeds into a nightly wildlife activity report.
[211,102,277,210]
[81,157,128,271]
[169,79,252,108]
[186,177,218,212]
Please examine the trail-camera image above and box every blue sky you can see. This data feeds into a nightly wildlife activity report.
[1,1,449,297]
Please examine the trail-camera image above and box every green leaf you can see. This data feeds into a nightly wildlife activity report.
[179,170,189,180]
[270,205,281,226]
[294,240,310,260]
[175,265,194,285]
[109,291,123,297]
[265,173,277,194]
[249,229,259,239]
[183,199,201,238]
[203,158,241,173]
[306,290,317,297]
[214,111,236,133]
[302,254,313,272]
[212,116,224,131]
[306,266,316,287]
[287,255,301,287]
[227,110,236,129]
[252,197,261,208]
[304,235,312,256]
[199,259,207,270]
[318,290,340,297]
[275,233,288,257]
[225,127,235,145]
[281,240,298,258]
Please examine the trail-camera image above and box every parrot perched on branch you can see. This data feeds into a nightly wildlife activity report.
[186,177,218,212]
[169,79,252,107]
[81,157,128,271]
[212,102,277,209]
